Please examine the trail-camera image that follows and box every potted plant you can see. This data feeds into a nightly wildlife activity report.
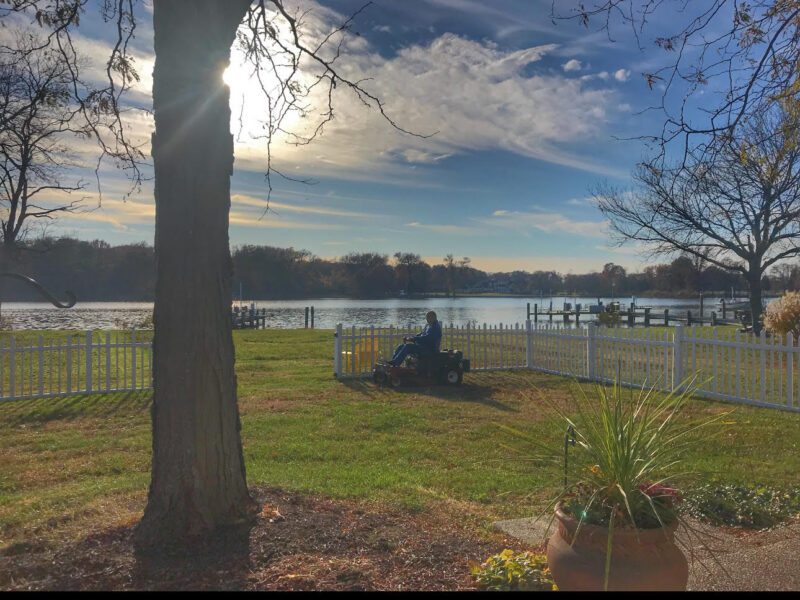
[501,377,723,591]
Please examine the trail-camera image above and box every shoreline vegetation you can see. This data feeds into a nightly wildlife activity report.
[1,236,793,303]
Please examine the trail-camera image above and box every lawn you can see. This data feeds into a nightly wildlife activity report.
[1,328,799,554]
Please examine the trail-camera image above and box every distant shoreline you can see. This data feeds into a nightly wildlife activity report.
[1,291,783,303]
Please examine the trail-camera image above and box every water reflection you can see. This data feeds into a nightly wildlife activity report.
[0,296,745,330]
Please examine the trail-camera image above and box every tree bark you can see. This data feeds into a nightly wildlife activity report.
[135,0,258,549]
[748,265,764,335]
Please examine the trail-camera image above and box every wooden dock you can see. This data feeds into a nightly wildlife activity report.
[526,302,745,328]
[232,306,267,329]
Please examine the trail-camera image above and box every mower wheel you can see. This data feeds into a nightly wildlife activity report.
[373,370,388,386]
[446,369,463,385]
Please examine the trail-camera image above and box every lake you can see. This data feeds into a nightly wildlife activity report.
[0,295,752,330]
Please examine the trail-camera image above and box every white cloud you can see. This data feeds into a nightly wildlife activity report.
[5,1,626,186]
[562,59,582,72]
[597,71,609,80]
[407,221,480,235]
[464,255,639,274]
[614,68,631,82]
[230,193,373,218]
[476,210,608,238]
[224,7,621,177]
[566,197,596,207]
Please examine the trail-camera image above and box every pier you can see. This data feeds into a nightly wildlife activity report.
[232,305,267,329]
[525,301,746,328]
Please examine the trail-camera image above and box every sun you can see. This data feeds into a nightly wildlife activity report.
[221,51,302,141]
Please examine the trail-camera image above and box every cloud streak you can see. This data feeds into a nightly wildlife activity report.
[475,210,609,238]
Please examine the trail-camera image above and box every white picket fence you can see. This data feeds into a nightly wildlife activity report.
[334,322,800,412]
[0,331,153,402]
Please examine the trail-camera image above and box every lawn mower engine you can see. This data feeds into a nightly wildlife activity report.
[373,349,470,387]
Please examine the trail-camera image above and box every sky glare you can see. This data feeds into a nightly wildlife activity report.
[3,0,717,274]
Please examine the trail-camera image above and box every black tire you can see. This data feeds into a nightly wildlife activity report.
[373,370,388,386]
[390,375,403,388]
[445,369,462,385]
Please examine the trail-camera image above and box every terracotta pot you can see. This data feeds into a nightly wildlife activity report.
[546,501,688,591]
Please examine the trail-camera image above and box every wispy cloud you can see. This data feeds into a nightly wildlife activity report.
[407,221,480,235]
[231,194,372,218]
[229,211,342,229]
[222,5,624,178]
[562,59,582,72]
[475,210,608,238]
[566,197,597,207]
[464,254,640,273]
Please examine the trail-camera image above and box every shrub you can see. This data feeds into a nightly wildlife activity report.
[681,483,800,529]
[470,549,556,591]
[763,292,800,338]
[597,311,621,327]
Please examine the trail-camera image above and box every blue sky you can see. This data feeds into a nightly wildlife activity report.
[6,0,711,273]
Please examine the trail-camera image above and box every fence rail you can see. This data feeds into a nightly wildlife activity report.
[334,322,800,412]
[0,331,153,402]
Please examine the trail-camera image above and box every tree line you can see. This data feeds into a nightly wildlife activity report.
[3,236,799,302]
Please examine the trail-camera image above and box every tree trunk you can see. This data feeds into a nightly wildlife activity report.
[748,266,764,335]
[135,0,257,549]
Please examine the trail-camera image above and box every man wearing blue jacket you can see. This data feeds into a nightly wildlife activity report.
[389,310,442,366]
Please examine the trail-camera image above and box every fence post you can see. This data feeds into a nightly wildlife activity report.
[85,330,92,393]
[673,325,684,391]
[525,319,533,369]
[587,323,597,380]
[334,323,342,377]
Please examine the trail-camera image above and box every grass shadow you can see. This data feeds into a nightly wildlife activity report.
[0,390,152,426]
[339,374,516,412]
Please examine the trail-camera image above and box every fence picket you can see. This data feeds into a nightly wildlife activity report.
[789,333,794,409]
[37,335,44,396]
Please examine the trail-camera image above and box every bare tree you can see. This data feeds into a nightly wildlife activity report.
[0,33,89,258]
[554,1,800,162]
[597,100,800,333]
[442,254,471,297]
[394,251,427,295]
[443,254,455,297]
[0,0,422,550]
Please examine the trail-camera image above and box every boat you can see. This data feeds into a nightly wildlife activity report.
[717,298,750,310]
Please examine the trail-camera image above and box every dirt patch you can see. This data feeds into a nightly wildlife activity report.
[0,486,533,591]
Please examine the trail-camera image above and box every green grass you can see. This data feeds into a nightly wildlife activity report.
[1,328,799,549]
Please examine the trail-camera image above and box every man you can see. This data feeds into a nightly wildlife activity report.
[389,310,442,366]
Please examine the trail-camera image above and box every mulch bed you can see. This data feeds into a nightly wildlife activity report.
[1,487,536,591]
